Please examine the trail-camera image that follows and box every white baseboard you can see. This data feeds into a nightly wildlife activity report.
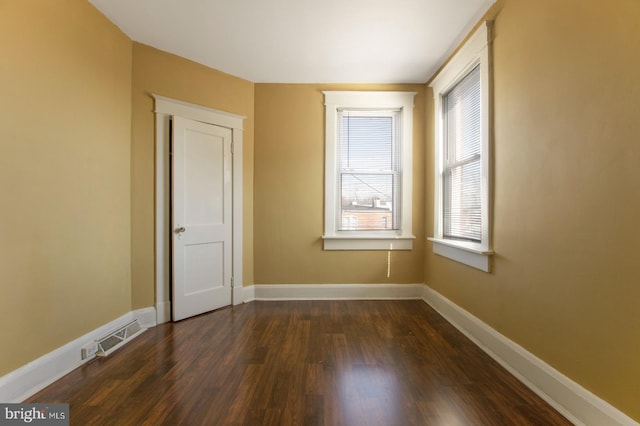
[233,285,256,305]
[156,301,171,324]
[422,286,638,426]
[0,307,156,403]
[134,307,157,329]
[251,283,425,301]
[158,283,422,309]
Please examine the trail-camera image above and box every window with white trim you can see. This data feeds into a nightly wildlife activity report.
[323,91,416,250]
[429,21,493,271]
[443,66,482,242]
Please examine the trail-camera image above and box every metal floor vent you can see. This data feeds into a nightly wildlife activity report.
[97,320,146,357]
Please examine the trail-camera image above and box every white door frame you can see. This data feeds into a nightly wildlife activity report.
[153,94,245,324]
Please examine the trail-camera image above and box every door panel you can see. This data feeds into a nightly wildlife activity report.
[184,131,225,225]
[172,116,232,321]
[183,242,224,295]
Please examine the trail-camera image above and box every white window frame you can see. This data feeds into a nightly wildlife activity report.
[429,21,494,271]
[323,91,416,250]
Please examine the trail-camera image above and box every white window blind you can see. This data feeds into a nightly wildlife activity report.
[338,110,399,231]
[443,65,481,242]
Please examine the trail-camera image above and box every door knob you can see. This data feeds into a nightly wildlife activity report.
[175,226,186,234]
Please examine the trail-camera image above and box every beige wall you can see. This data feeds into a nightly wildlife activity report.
[254,84,425,284]
[0,0,132,375]
[130,43,255,308]
[425,0,640,420]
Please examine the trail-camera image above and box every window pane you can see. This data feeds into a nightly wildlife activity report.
[444,159,481,241]
[340,114,394,170]
[340,173,395,231]
[444,66,481,165]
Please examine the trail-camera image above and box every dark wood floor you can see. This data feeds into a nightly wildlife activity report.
[27,300,572,425]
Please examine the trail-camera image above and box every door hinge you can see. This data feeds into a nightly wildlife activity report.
[231,142,234,155]
[231,277,234,287]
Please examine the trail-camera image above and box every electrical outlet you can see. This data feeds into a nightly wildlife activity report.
[81,341,99,359]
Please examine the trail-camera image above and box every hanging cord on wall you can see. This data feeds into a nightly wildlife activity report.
[387,243,393,278]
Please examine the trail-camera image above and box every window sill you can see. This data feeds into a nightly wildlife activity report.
[428,238,493,272]
[323,235,414,251]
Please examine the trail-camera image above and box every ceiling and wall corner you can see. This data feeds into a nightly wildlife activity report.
[88,0,496,84]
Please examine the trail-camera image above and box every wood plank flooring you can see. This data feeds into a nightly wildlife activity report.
[27,300,572,425]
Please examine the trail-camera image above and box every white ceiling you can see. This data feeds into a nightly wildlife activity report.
[88,0,495,84]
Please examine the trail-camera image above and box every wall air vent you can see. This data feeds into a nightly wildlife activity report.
[96,320,146,357]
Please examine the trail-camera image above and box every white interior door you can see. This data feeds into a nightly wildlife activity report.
[172,116,233,321]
